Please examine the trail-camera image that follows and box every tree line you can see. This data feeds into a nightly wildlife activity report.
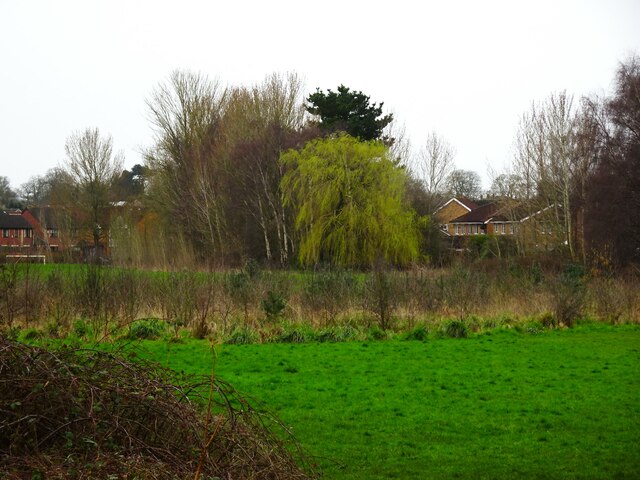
[4,56,639,268]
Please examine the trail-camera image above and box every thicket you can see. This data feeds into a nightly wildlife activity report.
[0,260,638,344]
[0,338,316,478]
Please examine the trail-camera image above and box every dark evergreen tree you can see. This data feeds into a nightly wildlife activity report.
[306,85,393,142]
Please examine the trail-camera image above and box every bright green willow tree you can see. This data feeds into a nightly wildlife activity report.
[280,134,419,267]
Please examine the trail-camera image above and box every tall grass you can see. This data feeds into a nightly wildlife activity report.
[1,261,638,342]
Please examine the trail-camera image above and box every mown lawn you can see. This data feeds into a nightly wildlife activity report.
[125,326,639,479]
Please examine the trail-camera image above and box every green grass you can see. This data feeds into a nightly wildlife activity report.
[121,325,640,479]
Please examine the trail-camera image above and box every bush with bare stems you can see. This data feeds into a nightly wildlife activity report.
[0,338,317,479]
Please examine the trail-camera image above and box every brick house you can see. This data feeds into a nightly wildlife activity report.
[0,210,35,249]
[446,202,520,236]
[22,207,63,251]
[435,197,560,252]
[433,197,479,233]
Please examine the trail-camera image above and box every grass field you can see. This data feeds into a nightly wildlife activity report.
[120,325,640,479]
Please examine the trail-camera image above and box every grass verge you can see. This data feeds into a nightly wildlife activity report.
[119,325,640,479]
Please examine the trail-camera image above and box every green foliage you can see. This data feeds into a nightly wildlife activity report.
[466,235,518,259]
[243,259,262,279]
[530,261,543,285]
[443,319,469,338]
[315,325,359,343]
[3,326,19,341]
[261,290,287,321]
[366,325,388,341]
[401,325,429,341]
[224,327,258,345]
[73,319,89,339]
[128,319,167,340]
[306,85,393,141]
[281,134,419,267]
[225,272,254,322]
[45,320,61,338]
[22,328,43,341]
[271,325,312,344]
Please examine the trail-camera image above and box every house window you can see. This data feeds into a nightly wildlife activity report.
[25,229,32,238]
[2,229,8,238]
[455,224,460,235]
[48,229,58,238]
[509,224,515,234]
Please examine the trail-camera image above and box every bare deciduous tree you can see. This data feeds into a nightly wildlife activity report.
[512,91,597,260]
[64,128,123,254]
[19,175,49,206]
[584,56,640,265]
[0,176,17,208]
[145,70,229,261]
[223,72,309,265]
[445,169,482,199]
[418,133,455,194]
[383,116,412,164]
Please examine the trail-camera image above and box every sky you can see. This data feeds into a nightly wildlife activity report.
[1,0,639,192]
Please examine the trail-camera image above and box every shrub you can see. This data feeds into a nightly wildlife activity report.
[402,325,429,341]
[539,312,556,329]
[0,338,316,479]
[443,320,468,338]
[19,263,45,325]
[272,326,309,344]
[75,264,107,335]
[158,271,197,338]
[191,318,210,340]
[73,319,90,339]
[589,277,625,323]
[367,326,387,341]
[22,328,43,341]
[303,267,358,325]
[315,326,360,343]
[44,269,75,331]
[519,320,544,334]
[225,327,258,345]
[0,264,20,328]
[3,326,19,341]
[441,267,486,319]
[244,259,262,279]
[530,261,543,285]
[45,320,61,339]
[550,264,586,327]
[363,264,399,331]
[226,272,254,323]
[262,290,287,321]
[128,319,167,340]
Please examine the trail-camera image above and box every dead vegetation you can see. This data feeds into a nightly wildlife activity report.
[0,337,317,479]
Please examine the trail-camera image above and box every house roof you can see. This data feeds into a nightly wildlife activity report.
[433,197,479,214]
[27,207,59,229]
[450,201,552,224]
[0,211,32,229]
[450,203,500,223]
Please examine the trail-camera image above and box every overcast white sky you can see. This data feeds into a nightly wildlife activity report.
[1,0,639,191]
